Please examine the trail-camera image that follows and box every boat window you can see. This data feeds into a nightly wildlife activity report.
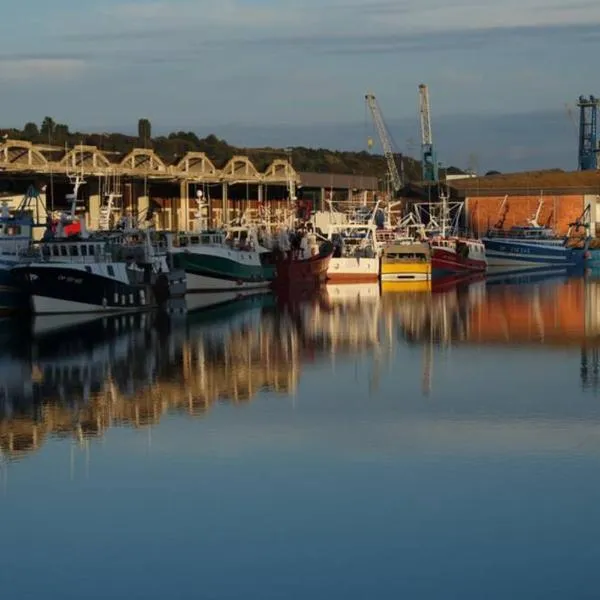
[179,236,188,247]
[42,246,50,258]
[89,245,95,255]
[60,245,68,257]
[107,265,115,276]
[81,245,88,256]
[69,245,78,256]
[190,236,200,245]
[52,245,59,256]
[201,235,210,244]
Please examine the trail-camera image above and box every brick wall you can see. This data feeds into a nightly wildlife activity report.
[465,194,584,236]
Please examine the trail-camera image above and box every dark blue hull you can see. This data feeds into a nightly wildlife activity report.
[482,237,580,267]
[0,267,29,314]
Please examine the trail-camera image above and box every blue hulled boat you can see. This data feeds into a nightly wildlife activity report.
[481,225,580,267]
[481,197,586,268]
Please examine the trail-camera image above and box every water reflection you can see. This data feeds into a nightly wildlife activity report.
[2,273,600,461]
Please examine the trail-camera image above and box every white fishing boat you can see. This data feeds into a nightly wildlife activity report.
[314,200,386,282]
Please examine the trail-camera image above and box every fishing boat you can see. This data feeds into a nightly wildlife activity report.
[311,201,382,282]
[0,183,55,313]
[0,204,35,313]
[324,222,380,282]
[481,198,580,268]
[170,229,271,292]
[12,227,186,315]
[168,193,272,292]
[265,228,333,288]
[430,236,487,274]
[380,241,431,281]
[415,189,487,275]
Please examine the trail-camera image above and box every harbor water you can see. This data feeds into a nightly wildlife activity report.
[1,272,600,599]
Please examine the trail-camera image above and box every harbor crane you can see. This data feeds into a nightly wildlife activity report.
[577,95,599,170]
[418,83,438,182]
[365,92,403,193]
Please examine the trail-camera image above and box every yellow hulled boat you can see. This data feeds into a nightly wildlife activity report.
[380,242,432,282]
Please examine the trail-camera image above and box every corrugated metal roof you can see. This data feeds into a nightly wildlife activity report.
[448,169,600,195]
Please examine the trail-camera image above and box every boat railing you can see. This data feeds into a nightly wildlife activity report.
[483,225,565,239]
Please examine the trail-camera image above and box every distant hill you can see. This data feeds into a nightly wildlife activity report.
[2,117,465,182]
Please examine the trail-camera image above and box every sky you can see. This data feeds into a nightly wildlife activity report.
[0,0,599,172]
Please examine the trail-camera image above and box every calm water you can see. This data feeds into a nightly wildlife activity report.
[2,273,600,599]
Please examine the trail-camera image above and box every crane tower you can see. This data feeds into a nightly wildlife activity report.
[418,84,438,182]
[577,95,599,170]
[365,92,403,193]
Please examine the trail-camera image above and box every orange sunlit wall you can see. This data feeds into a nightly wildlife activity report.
[466,194,584,236]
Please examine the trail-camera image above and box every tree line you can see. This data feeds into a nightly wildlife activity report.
[2,117,464,182]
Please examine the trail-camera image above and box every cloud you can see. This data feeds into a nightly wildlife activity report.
[242,22,600,54]
[96,0,600,36]
[97,0,303,30]
[0,58,85,82]
[0,0,598,148]
[55,3,600,61]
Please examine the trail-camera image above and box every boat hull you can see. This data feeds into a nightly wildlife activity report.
[271,250,332,287]
[431,248,487,275]
[380,261,431,282]
[12,264,183,315]
[482,238,576,267]
[327,257,379,282]
[171,247,271,292]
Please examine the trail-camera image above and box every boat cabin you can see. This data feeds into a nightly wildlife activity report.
[173,230,226,248]
[39,239,110,262]
[430,237,485,256]
[486,225,557,240]
[0,220,30,238]
[0,216,33,256]
[325,224,378,258]
[382,243,431,263]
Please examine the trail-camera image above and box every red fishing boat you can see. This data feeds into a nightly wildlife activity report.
[264,232,333,288]
[430,236,487,275]
[270,246,332,287]
[414,188,487,276]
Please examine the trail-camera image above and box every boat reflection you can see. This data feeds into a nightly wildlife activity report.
[2,272,600,461]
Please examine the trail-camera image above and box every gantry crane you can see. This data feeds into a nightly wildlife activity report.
[418,83,438,182]
[365,92,403,193]
[577,95,599,170]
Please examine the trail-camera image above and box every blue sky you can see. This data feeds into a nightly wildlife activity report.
[1,0,599,171]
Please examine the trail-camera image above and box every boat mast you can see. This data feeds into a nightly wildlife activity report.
[528,194,544,228]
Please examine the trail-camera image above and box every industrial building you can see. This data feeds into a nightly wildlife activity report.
[0,139,380,232]
[447,170,600,236]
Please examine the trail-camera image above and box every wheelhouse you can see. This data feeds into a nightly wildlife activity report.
[382,243,431,262]
[40,240,109,261]
[173,230,225,248]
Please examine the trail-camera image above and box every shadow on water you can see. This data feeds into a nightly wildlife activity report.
[1,268,600,461]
